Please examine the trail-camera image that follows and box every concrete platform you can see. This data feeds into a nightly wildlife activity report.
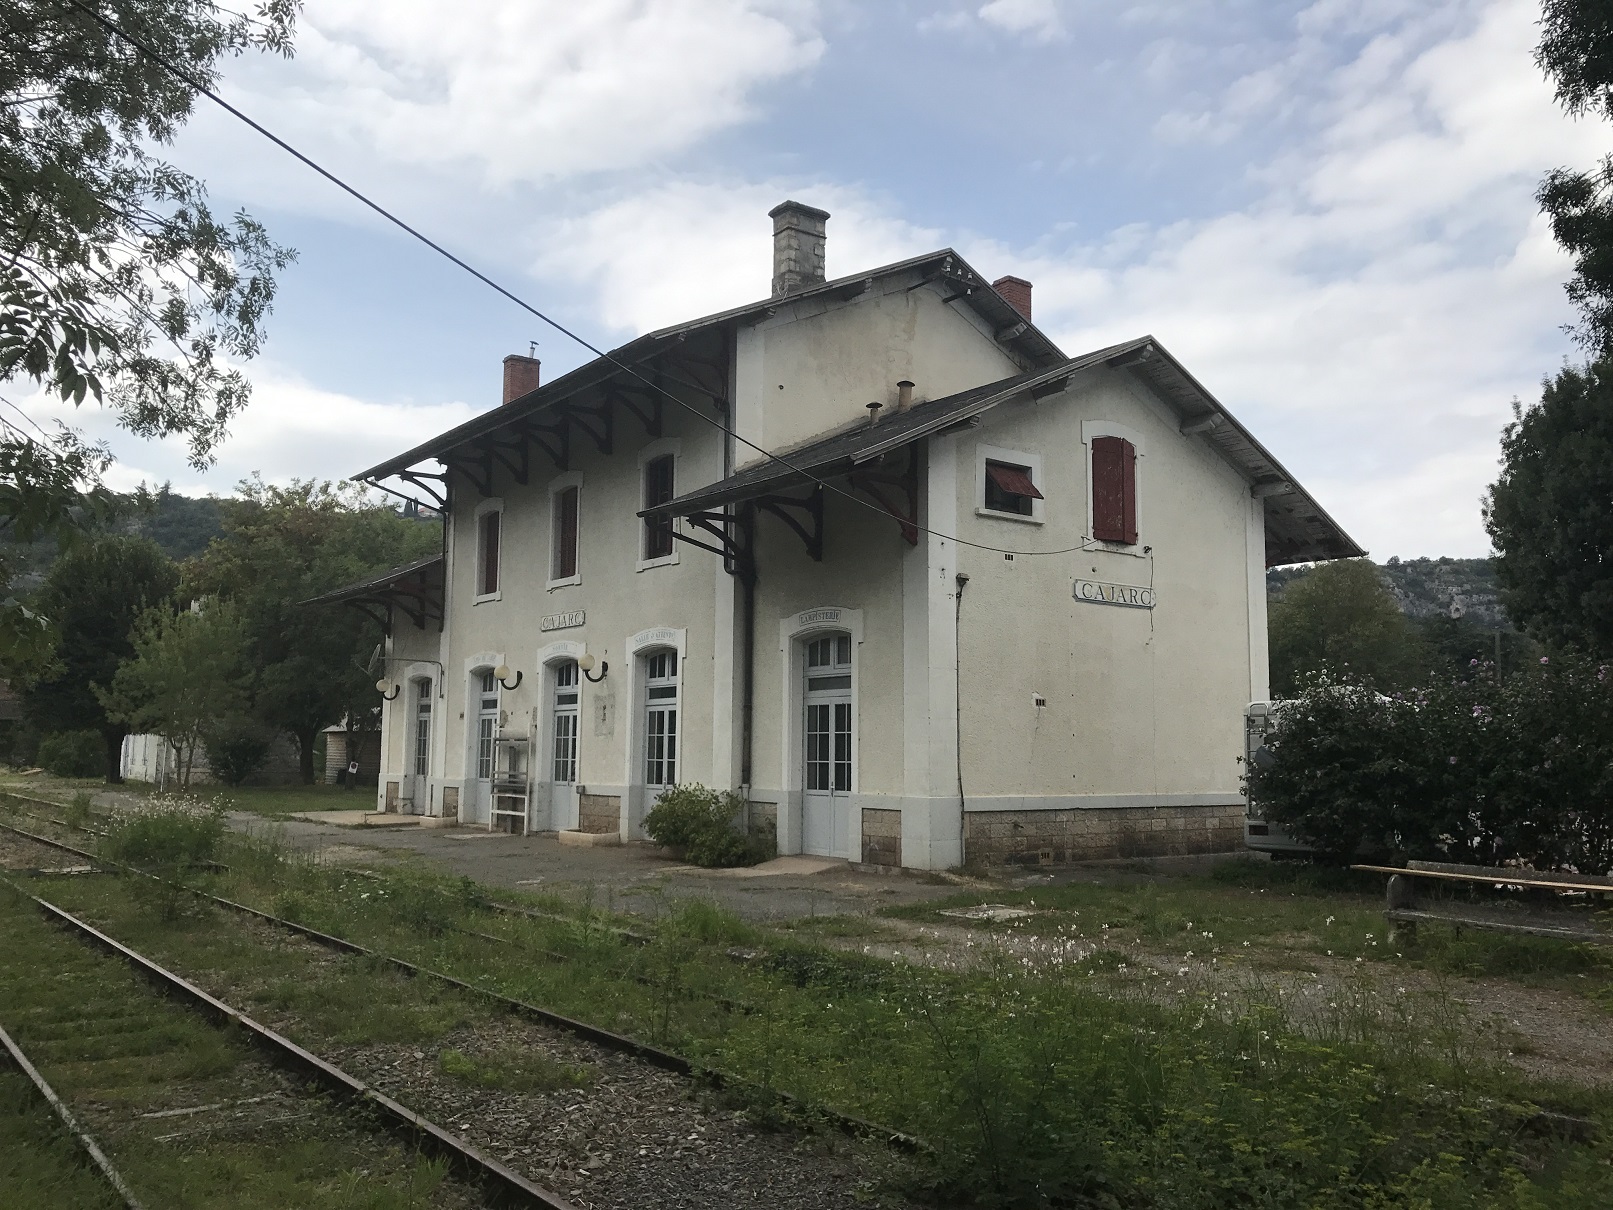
[557,829,622,847]
[287,810,423,828]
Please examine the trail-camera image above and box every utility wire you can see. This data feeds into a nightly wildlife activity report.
[68,0,1099,559]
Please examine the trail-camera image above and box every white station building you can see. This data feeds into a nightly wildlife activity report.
[326,202,1360,869]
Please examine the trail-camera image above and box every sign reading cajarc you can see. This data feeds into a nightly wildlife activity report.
[1073,579,1156,610]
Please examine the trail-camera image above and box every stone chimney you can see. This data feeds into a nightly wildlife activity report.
[769,200,830,297]
[992,275,1033,322]
[502,354,541,404]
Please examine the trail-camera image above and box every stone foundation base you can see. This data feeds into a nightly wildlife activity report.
[965,803,1244,866]
[861,807,901,867]
[578,792,621,835]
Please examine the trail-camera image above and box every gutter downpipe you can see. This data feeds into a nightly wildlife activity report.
[954,571,969,868]
[741,519,756,789]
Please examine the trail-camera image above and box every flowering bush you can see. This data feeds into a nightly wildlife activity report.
[1248,653,1613,871]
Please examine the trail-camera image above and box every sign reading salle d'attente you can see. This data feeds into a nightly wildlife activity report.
[1073,579,1156,610]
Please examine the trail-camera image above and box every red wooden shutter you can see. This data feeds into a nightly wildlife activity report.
[1091,437,1137,544]
[480,511,500,594]
[555,486,579,578]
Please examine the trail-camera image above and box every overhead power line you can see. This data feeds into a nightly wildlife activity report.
[67,0,1102,559]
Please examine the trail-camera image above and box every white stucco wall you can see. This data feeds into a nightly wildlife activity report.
[370,284,1269,866]
[951,367,1254,811]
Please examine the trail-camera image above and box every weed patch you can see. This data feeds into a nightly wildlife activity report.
[437,1047,591,1092]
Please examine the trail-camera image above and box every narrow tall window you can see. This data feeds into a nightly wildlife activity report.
[644,650,678,787]
[552,661,579,784]
[476,671,498,781]
[984,460,1041,516]
[1091,436,1137,544]
[642,454,675,560]
[478,510,501,595]
[553,485,579,579]
[413,679,432,777]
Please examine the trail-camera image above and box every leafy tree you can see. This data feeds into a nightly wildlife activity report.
[185,478,440,782]
[23,532,176,781]
[1267,559,1428,696]
[97,598,249,788]
[1483,362,1613,658]
[1537,2,1613,348]
[0,1,298,665]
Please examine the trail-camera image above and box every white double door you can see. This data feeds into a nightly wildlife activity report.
[802,635,853,857]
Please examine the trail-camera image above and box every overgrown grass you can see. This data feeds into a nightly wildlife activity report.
[0,885,472,1209]
[438,1047,592,1092]
[0,1070,124,1210]
[13,817,1613,1209]
[884,857,1613,994]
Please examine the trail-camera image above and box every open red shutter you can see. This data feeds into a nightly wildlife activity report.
[557,486,579,577]
[1091,437,1137,543]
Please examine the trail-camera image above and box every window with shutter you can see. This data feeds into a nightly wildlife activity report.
[553,485,579,579]
[642,454,675,560]
[1091,436,1137,544]
[478,510,500,595]
[983,460,1042,515]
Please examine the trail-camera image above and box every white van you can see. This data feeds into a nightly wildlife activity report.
[1242,700,1314,856]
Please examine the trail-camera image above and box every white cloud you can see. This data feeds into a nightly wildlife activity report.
[977,0,1065,42]
[246,0,825,186]
[993,0,1599,556]
[15,372,479,498]
[533,180,943,335]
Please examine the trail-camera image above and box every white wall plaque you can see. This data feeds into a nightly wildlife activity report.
[540,610,586,631]
[797,608,842,626]
[1073,579,1156,610]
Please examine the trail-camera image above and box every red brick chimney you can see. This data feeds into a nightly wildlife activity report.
[502,354,541,404]
[992,275,1033,322]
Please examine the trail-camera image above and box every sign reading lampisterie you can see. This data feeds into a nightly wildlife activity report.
[1073,579,1156,609]
[540,610,585,632]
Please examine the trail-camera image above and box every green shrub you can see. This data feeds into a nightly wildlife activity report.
[36,730,103,778]
[204,717,273,786]
[101,802,225,868]
[643,784,765,867]
[1248,654,1613,870]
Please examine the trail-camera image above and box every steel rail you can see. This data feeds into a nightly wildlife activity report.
[0,819,925,1153]
[3,880,577,1210]
[0,1019,147,1210]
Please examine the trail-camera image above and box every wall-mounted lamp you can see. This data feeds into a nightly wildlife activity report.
[578,653,609,683]
[376,678,401,701]
[494,664,523,691]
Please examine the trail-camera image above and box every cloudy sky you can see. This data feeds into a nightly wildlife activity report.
[21,0,1609,557]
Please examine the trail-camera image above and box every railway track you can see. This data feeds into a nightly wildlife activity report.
[1,810,929,1206]
[0,874,574,1209]
[0,812,920,1154]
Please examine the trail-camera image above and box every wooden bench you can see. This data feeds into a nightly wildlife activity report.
[1351,860,1613,946]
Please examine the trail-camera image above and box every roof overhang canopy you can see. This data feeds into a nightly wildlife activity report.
[300,554,445,632]
[646,336,1363,568]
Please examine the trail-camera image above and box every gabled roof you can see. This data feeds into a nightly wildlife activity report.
[646,336,1363,567]
[353,249,1065,483]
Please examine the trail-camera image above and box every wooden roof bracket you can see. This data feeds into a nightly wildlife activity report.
[754,484,824,562]
[849,443,920,545]
[608,385,663,438]
[517,418,570,473]
[679,506,755,581]
[556,399,613,456]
